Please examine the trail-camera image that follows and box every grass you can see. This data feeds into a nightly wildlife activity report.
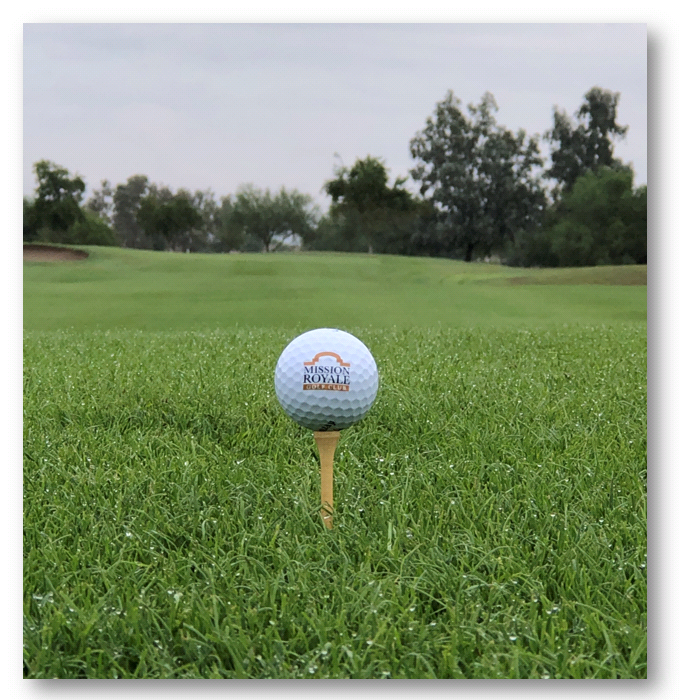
[23,247,647,678]
[23,246,647,331]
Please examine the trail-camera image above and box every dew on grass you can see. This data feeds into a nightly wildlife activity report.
[509,635,517,641]
[32,592,54,605]
[167,589,182,603]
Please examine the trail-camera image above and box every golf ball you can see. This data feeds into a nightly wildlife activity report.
[274,328,379,431]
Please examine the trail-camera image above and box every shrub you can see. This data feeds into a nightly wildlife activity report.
[39,211,120,247]
[506,168,646,267]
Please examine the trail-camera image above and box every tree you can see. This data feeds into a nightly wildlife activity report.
[226,185,318,252]
[112,175,150,248]
[85,180,114,225]
[28,160,86,237]
[23,197,40,242]
[136,190,202,251]
[410,91,546,262]
[188,189,221,252]
[507,167,646,267]
[544,87,629,194]
[23,160,121,246]
[215,195,244,251]
[49,210,119,247]
[322,155,419,254]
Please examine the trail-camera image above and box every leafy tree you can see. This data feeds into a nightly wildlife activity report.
[410,91,545,261]
[215,195,244,251]
[85,180,114,226]
[112,175,150,248]
[23,197,40,242]
[308,209,365,253]
[167,188,207,252]
[400,198,441,257]
[544,87,629,194]
[28,160,86,237]
[70,211,119,246]
[323,156,419,254]
[23,160,120,247]
[226,185,318,252]
[187,189,222,252]
[38,210,119,247]
[507,167,646,267]
[136,190,202,251]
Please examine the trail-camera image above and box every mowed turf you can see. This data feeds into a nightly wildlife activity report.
[23,247,647,678]
[23,245,647,331]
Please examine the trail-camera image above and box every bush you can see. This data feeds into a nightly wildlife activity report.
[240,233,265,252]
[39,211,120,247]
[506,168,646,267]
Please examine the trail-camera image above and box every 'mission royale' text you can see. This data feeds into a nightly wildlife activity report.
[303,365,350,391]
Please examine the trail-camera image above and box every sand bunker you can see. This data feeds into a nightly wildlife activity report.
[24,244,89,262]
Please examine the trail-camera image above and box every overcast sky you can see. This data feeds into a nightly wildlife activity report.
[23,23,647,209]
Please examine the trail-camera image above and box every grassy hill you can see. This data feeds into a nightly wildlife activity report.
[23,245,647,678]
[23,245,647,331]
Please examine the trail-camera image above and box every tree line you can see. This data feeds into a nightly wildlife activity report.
[24,86,646,267]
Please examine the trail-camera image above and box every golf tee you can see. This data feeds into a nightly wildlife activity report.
[313,430,340,530]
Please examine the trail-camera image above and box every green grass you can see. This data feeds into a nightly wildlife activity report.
[23,247,647,678]
[23,246,646,331]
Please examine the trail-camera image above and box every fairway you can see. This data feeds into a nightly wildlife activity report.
[23,246,646,331]
[23,247,647,678]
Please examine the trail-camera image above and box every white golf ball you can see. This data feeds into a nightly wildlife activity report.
[274,328,379,431]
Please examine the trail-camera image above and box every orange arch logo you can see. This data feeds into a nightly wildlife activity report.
[304,351,350,367]
[303,351,351,391]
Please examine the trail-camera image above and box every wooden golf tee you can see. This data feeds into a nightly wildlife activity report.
[314,430,340,529]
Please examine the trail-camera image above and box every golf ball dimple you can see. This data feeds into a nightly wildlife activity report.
[274,328,379,431]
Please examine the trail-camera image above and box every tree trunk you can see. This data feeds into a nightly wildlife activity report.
[464,242,474,262]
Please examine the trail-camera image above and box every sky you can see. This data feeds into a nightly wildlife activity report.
[23,22,647,210]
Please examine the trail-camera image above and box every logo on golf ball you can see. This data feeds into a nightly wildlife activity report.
[303,351,350,392]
